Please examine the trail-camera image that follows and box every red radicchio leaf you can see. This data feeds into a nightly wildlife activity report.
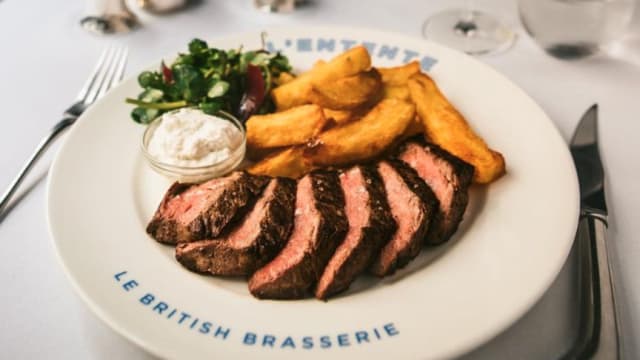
[161,61,173,84]
[238,64,265,123]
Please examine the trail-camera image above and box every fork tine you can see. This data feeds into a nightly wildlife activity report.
[84,46,117,104]
[96,46,126,99]
[103,47,128,95]
[75,47,110,102]
[113,47,128,84]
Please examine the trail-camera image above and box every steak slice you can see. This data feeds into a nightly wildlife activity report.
[315,166,396,300]
[174,178,296,276]
[146,171,270,245]
[248,171,348,299]
[398,141,474,244]
[370,160,438,276]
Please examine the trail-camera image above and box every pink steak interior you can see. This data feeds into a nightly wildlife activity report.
[376,162,424,271]
[225,179,277,248]
[316,167,370,291]
[163,172,242,224]
[253,175,319,281]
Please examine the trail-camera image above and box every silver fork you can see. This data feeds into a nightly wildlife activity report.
[0,46,128,220]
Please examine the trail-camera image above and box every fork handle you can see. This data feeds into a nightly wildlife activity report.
[562,214,620,359]
[0,117,76,219]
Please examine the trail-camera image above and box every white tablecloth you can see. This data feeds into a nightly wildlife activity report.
[1,0,639,358]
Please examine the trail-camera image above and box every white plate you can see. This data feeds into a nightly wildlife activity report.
[47,26,579,360]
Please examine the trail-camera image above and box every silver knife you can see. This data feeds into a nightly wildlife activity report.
[563,104,620,359]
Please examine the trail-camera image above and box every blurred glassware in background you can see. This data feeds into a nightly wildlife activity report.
[422,1,516,55]
[254,0,296,13]
[81,0,139,34]
[519,0,636,59]
[138,0,187,14]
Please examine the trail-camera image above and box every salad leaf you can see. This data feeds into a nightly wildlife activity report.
[126,38,292,124]
[207,80,229,98]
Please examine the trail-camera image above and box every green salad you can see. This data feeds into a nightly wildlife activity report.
[126,38,292,124]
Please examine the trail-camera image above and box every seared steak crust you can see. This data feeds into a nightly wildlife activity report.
[315,165,396,299]
[397,140,474,244]
[146,172,270,245]
[370,160,438,276]
[249,170,348,299]
[146,136,477,300]
[145,182,192,244]
[175,178,296,276]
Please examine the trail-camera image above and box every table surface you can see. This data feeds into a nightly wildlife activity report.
[1,0,639,359]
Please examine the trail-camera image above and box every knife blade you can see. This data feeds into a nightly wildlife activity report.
[563,104,620,360]
[570,104,607,216]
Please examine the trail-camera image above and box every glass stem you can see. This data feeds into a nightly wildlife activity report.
[455,0,478,36]
[463,0,475,22]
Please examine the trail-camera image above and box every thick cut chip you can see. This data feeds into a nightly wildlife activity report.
[377,61,421,86]
[308,69,382,110]
[248,146,314,179]
[323,108,355,125]
[408,73,506,183]
[322,107,370,126]
[402,115,424,138]
[274,72,296,86]
[382,84,410,101]
[309,45,372,84]
[305,98,415,166]
[269,71,314,111]
[245,146,278,162]
[271,46,372,111]
[246,104,327,150]
[312,59,326,68]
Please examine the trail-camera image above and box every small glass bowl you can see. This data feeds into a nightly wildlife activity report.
[142,109,246,183]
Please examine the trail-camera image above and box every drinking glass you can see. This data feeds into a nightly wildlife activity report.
[519,0,636,59]
[422,1,516,55]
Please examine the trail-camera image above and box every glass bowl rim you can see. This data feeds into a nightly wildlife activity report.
[141,108,246,171]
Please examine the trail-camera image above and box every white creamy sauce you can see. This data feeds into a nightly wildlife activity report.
[147,108,242,167]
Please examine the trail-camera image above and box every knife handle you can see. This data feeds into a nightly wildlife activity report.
[563,214,620,360]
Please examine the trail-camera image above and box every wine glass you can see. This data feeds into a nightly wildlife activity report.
[253,0,296,13]
[422,1,516,55]
[81,0,139,34]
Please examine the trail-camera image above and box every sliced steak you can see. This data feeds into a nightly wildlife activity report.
[147,171,270,245]
[249,171,348,299]
[369,160,438,277]
[315,166,396,300]
[398,141,474,244]
[174,178,296,276]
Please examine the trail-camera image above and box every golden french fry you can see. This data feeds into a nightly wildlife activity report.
[310,45,371,83]
[271,46,372,111]
[245,146,278,162]
[308,69,382,110]
[382,84,410,101]
[305,98,415,166]
[247,146,314,179]
[408,73,505,184]
[377,61,421,86]
[246,104,327,150]
[313,59,326,68]
[385,115,424,152]
[323,107,372,127]
[322,108,356,125]
[402,115,423,138]
[274,72,296,86]
[270,73,313,111]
